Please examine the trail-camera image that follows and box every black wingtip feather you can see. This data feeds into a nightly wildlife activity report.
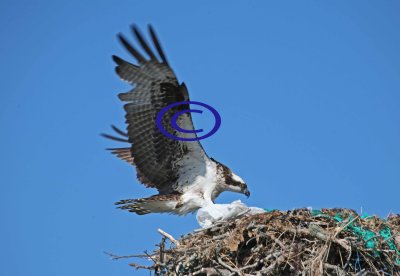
[148,25,169,65]
[117,33,146,63]
[131,25,158,61]
[100,133,129,143]
[112,55,138,69]
[112,55,123,64]
[111,125,128,137]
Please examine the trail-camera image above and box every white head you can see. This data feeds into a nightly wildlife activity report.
[212,158,250,197]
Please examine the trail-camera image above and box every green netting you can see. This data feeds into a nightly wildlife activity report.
[311,209,330,218]
[312,210,400,265]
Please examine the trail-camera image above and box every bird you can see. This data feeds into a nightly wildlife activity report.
[103,24,249,215]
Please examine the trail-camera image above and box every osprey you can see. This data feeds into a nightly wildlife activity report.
[104,25,249,215]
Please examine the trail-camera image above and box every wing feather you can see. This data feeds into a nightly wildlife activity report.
[131,25,158,61]
[111,125,128,137]
[148,25,169,65]
[117,34,146,63]
[107,147,134,165]
[108,25,209,192]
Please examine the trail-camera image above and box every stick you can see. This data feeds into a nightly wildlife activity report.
[157,228,180,246]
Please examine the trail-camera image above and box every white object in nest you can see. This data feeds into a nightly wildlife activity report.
[196,200,265,228]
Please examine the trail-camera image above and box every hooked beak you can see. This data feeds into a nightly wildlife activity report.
[243,188,250,198]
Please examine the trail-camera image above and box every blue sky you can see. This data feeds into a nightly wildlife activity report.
[1,1,399,275]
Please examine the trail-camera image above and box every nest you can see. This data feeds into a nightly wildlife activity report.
[120,208,400,275]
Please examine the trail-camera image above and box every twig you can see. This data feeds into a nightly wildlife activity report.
[240,259,260,272]
[104,251,149,260]
[157,228,180,246]
[193,267,231,276]
[260,254,286,274]
[216,252,241,275]
[324,263,347,276]
[129,263,154,270]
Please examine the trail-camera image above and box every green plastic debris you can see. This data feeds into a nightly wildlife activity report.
[333,212,344,222]
[309,210,400,265]
[361,213,373,220]
[263,208,275,212]
[379,226,400,265]
[311,209,330,218]
[310,209,323,216]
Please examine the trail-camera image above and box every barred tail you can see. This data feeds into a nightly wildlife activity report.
[115,193,182,215]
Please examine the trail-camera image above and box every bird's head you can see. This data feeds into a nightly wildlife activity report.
[213,158,250,198]
[225,171,250,198]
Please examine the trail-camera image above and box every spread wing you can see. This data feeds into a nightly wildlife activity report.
[107,25,209,193]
